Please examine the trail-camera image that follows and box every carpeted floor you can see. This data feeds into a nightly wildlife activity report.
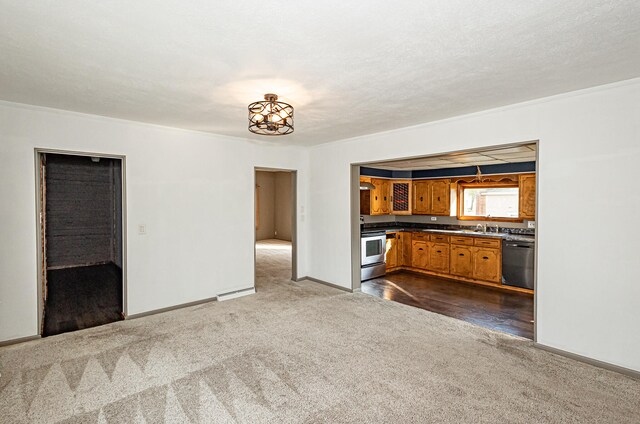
[1,240,639,423]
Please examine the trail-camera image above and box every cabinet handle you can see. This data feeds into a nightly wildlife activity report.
[483,256,489,260]
[418,248,423,251]
[437,196,440,201]
[459,253,465,257]
[436,250,442,253]
[375,196,378,200]
[384,197,387,201]
[420,196,423,201]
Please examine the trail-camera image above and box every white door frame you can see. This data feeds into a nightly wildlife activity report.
[253,167,298,284]
[34,148,128,334]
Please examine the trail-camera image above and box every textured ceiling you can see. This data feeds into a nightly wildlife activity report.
[368,143,536,170]
[1,1,639,146]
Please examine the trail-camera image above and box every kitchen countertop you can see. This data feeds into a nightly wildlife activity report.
[362,227,535,243]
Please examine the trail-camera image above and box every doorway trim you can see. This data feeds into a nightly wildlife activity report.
[349,140,539,342]
[253,167,298,285]
[34,148,128,335]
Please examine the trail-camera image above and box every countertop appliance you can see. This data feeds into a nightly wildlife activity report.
[502,239,535,290]
[361,231,386,281]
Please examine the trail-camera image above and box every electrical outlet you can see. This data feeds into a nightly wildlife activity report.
[430,217,437,221]
[138,224,146,235]
[527,221,536,229]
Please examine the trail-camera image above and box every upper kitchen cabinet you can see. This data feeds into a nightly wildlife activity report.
[412,179,451,216]
[370,178,391,215]
[519,174,536,219]
[390,180,412,215]
[430,179,451,215]
[360,177,391,215]
[412,181,430,214]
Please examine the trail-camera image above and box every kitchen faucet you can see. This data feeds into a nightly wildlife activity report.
[476,223,487,233]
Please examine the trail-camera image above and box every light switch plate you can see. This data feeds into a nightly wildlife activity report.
[528,221,536,229]
[138,224,146,235]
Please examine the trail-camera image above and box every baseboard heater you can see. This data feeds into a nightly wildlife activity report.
[217,287,256,301]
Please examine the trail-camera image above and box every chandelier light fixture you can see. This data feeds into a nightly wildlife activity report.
[248,93,294,136]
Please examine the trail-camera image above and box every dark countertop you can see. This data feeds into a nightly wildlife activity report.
[361,222,535,243]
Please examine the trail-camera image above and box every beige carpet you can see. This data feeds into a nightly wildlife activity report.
[1,240,638,423]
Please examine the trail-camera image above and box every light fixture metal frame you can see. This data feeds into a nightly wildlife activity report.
[248,93,294,136]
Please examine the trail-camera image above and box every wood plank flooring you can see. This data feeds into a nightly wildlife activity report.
[43,263,123,337]
[362,271,534,339]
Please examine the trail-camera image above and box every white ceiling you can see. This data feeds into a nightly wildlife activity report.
[367,143,536,170]
[1,1,639,146]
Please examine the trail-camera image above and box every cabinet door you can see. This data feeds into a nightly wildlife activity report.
[411,241,429,269]
[399,232,412,266]
[379,179,391,214]
[519,174,536,219]
[360,190,371,215]
[370,179,384,215]
[430,179,451,215]
[450,245,473,278]
[473,247,501,283]
[428,242,450,273]
[385,236,397,269]
[391,181,411,215]
[412,181,430,214]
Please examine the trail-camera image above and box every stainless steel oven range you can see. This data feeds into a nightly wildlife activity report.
[361,231,386,281]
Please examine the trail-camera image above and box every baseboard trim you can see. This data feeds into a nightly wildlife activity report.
[534,342,640,380]
[217,287,255,301]
[0,335,41,347]
[126,295,218,320]
[296,276,354,293]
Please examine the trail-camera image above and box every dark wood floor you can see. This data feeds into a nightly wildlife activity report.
[43,263,123,337]
[362,271,534,339]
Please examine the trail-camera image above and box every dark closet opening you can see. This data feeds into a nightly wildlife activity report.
[41,153,123,336]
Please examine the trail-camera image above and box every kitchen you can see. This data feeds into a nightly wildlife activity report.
[359,143,536,339]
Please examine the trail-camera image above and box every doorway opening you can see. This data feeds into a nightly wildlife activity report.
[254,168,297,291]
[351,141,538,340]
[37,152,125,337]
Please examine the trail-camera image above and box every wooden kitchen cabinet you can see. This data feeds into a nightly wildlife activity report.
[404,231,527,294]
[412,241,429,269]
[412,179,451,215]
[391,180,412,215]
[472,247,501,283]
[430,179,451,215]
[371,178,391,215]
[397,231,412,267]
[428,242,450,273]
[450,244,473,278]
[412,181,430,214]
[385,235,398,269]
[519,174,536,220]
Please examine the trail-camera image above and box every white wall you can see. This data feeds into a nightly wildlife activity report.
[0,101,309,342]
[308,79,640,372]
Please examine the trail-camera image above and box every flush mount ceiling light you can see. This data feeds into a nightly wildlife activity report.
[248,93,294,136]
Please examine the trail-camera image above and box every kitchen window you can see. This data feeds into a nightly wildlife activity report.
[457,182,520,221]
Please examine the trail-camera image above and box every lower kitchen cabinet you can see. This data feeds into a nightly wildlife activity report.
[428,243,449,273]
[473,247,501,283]
[412,241,429,269]
[385,235,398,269]
[398,231,412,267]
[384,230,527,294]
[450,244,473,278]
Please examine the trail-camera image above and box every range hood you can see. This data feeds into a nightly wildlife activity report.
[360,181,375,190]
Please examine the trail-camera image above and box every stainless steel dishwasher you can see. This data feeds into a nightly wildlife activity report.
[502,239,535,290]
